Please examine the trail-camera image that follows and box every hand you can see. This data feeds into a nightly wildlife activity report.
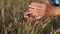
[24,0,51,21]
[24,2,46,21]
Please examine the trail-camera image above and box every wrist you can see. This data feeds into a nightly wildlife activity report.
[54,7,60,16]
[45,7,55,16]
[46,6,60,16]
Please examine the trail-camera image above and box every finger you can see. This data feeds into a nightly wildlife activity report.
[29,8,38,12]
[36,16,43,19]
[29,8,45,13]
[24,11,35,18]
[24,13,33,19]
[29,5,42,10]
[29,8,45,16]
[29,9,42,15]
[24,15,29,18]
[24,12,33,15]
[29,4,46,10]
[31,2,46,7]
[24,15,36,21]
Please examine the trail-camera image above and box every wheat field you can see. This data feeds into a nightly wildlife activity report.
[0,0,60,34]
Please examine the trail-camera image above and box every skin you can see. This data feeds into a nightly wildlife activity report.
[24,0,60,21]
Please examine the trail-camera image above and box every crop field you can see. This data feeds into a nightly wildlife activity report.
[0,0,60,34]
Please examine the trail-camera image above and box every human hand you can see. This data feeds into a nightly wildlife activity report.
[24,2,46,21]
[24,0,51,21]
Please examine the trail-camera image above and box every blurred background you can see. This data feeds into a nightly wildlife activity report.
[0,0,60,34]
